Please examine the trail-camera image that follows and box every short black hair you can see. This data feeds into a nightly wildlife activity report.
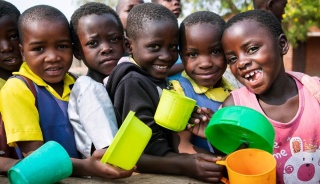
[179,11,225,49]
[18,5,69,44]
[126,3,177,40]
[70,2,123,46]
[225,9,284,40]
[0,0,20,19]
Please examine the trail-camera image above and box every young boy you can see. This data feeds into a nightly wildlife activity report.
[68,2,122,160]
[151,0,181,18]
[0,5,131,178]
[170,11,234,155]
[151,0,184,79]
[116,0,144,32]
[253,0,287,21]
[0,0,22,89]
[0,0,22,173]
[221,10,320,183]
[106,3,224,183]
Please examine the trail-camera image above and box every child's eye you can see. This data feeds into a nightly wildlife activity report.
[58,44,71,49]
[32,47,44,52]
[86,40,98,47]
[9,34,19,40]
[149,44,160,51]
[211,49,222,55]
[110,37,122,43]
[170,44,178,51]
[227,56,237,65]
[187,52,198,58]
[248,46,259,54]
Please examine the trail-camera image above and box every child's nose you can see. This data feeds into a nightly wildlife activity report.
[159,49,173,62]
[199,56,213,68]
[44,51,61,62]
[100,42,113,55]
[237,57,252,70]
[0,40,13,53]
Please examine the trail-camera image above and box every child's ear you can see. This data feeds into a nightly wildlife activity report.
[73,44,82,60]
[123,37,131,54]
[267,0,274,10]
[278,34,289,55]
[126,38,133,55]
[19,44,25,61]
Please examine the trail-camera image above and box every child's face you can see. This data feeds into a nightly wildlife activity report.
[129,20,178,80]
[0,15,22,72]
[180,23,226,88]
[76,14,124,76]
[20,20,73,84]
[117,0,144,31]
[156,0,181,18]
[222,19,285,94]
[270,0,287,21]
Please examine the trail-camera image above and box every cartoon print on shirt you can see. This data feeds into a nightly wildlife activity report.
[283,137,320,183]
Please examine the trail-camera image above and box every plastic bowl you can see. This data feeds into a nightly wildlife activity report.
[205,106,275,154]
[101,111,152,170]
[154,89,196,132]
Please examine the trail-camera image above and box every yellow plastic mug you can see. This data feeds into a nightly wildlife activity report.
[154,89,196,132]
[217,148,276,184]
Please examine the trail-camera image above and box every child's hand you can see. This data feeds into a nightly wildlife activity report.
[187,106,213,138]
[182,153,224,183]
[87,149,134,179]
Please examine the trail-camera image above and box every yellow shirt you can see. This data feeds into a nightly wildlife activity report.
[170,71,235,102]
[0,78,5,90]
[0,62,75,146]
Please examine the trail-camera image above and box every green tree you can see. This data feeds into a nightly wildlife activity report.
[182,0,320,48]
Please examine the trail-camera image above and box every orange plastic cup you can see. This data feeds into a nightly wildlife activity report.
[217,148,276,184]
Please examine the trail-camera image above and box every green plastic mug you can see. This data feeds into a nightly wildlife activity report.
[8,141,72,184]
[154,89,196,132]
[101,111,152,170]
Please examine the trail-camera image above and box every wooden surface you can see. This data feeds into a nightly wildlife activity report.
[1,172,209,184]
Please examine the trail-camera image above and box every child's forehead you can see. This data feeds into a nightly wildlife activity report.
[0,15,18,27]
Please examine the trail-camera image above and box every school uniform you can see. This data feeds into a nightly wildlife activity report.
[0,62,79,158]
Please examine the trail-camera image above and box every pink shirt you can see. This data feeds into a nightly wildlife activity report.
[231,75,320,184]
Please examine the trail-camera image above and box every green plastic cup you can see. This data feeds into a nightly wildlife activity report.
[154,89,196,132]
[101,111,152,170]
[8,141,72,184]
[205,106,275,154]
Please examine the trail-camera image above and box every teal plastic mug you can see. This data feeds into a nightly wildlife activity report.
[154,89,196,132]
[8,141,72,184]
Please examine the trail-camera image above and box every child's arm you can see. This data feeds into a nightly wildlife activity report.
[186,106,213,139]
[136,152,224,183]
[172,131,212,154]
[71,149,133,179]
[18,141,133,179]
[221,94,235,107]
[0,158,20,174]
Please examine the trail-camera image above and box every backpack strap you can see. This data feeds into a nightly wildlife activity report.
[287,71,320,103]
[13,75,37,106]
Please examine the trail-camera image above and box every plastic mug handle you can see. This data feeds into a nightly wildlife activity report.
[216,160,229,184]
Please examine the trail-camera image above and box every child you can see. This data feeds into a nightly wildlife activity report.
[170,11,234,155]
[0,0,22,173]
[116,0,144,33]
[106,3,224,183]
[221,10,320,183]
[0,5,132,178]
[151,0,184,79]
[151,0,181,18]
[115,0,144,65]
[253,0,287,21]
[0,0,22,89]
[68,2,122,160]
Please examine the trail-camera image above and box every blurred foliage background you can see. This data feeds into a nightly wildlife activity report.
[74,0,320,48]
